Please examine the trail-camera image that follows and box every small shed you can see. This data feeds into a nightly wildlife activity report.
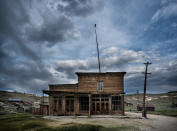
[168,91,177,107]
[32,102,40,114]
[125,101,133,106]
[8,98,23,103]
[17,106,24,113]
[137,104,155,111]
[40,103,49,115]
[0,106,4,111]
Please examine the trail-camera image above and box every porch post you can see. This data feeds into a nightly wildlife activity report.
[62,95,65,115]
[88,94,91,118]
[121,93,125,115]
[74,94,77,116]
[48,95,51,115]
[109,95,112,115]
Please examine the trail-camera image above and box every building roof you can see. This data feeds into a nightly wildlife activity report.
[8,98,22,102]
[49,84,77,87]
[76,72,126,76]
[43,90,90,95]
[168,91,177,94]
[137,103,155,107]
[43,90,125,95]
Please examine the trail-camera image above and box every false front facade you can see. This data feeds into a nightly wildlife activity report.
[43,72,126,116]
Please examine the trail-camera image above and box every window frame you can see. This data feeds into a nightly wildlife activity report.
[53,96,62,112]
[112,96,122,111]
[98,81,104,92]
[79,96,89,112]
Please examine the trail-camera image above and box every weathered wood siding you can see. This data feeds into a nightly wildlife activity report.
[49,84,77,92]
[77,73,125,94]
[46,72,126,116]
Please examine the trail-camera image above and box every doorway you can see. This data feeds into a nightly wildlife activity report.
[91,94,109,114]
[65,96,74,115]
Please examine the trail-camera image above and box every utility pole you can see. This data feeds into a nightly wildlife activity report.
[94,24,101,73]
[137,90,139,105]
[142,62,151,118]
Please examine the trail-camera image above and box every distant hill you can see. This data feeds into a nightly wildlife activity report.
[0,90,42,104]
[125,93,170,104]
[125,93,177,116]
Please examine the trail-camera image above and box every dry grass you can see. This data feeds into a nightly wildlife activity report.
[0,113,138,131]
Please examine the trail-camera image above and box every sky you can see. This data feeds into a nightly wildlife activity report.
[0,0,177,95]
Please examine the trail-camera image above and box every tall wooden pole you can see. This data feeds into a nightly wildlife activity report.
[137,90,139,104]
[142,62,151,118]
[94,24,101,73]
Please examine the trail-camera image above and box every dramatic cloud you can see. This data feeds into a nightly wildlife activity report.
[0,0,39,61]
[0,0,176,94]
[27,16,74,45]
[0,0,104,94]
[55,47,149,78]
[56,0,104,17]
[126,60,177,93]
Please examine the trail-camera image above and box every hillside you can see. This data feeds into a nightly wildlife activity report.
[0,90,176,116]
[0,91,42,104]
[125,93,177,116]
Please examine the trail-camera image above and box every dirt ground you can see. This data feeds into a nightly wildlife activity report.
[44,112,177,131]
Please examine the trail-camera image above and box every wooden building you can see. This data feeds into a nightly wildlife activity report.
[137,104,155,111]
[43,72,126,116]
[168,91,177,107]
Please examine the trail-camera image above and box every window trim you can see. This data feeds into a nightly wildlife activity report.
[98,81,103,92]
[79,96,89,112]
[112,95,122,111]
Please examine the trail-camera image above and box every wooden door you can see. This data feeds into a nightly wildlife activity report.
[91,94,109,115]
[65,96,74,115]
[101,102,109,114]
[92,102,100,114]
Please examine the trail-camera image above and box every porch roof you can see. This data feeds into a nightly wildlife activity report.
[43,90,90,95]
[43,90,125,95]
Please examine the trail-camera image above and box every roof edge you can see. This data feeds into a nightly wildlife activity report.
[49,83,78,87]
[76,72,126,75]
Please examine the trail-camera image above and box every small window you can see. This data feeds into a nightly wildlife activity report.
[98,81,103,92]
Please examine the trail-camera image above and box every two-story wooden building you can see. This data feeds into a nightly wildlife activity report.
[43,72,126,116]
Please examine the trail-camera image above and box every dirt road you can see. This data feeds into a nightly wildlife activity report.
[125,112,177,131]
[44,112,177,131]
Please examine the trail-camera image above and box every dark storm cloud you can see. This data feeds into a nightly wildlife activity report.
[27,16,73,46]
[0,0,39,61]
[0,59,53,93]
[125,61,177,93]
[56,0,103,17]
[0,0,53,92]
[26,0,104,46]
[0,0,104,93]
[149,62,177,87]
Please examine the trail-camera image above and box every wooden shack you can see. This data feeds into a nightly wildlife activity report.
[168,91,177,107]
[40,103,49,115]
[43,72,126,116]
[137,104,155,111]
